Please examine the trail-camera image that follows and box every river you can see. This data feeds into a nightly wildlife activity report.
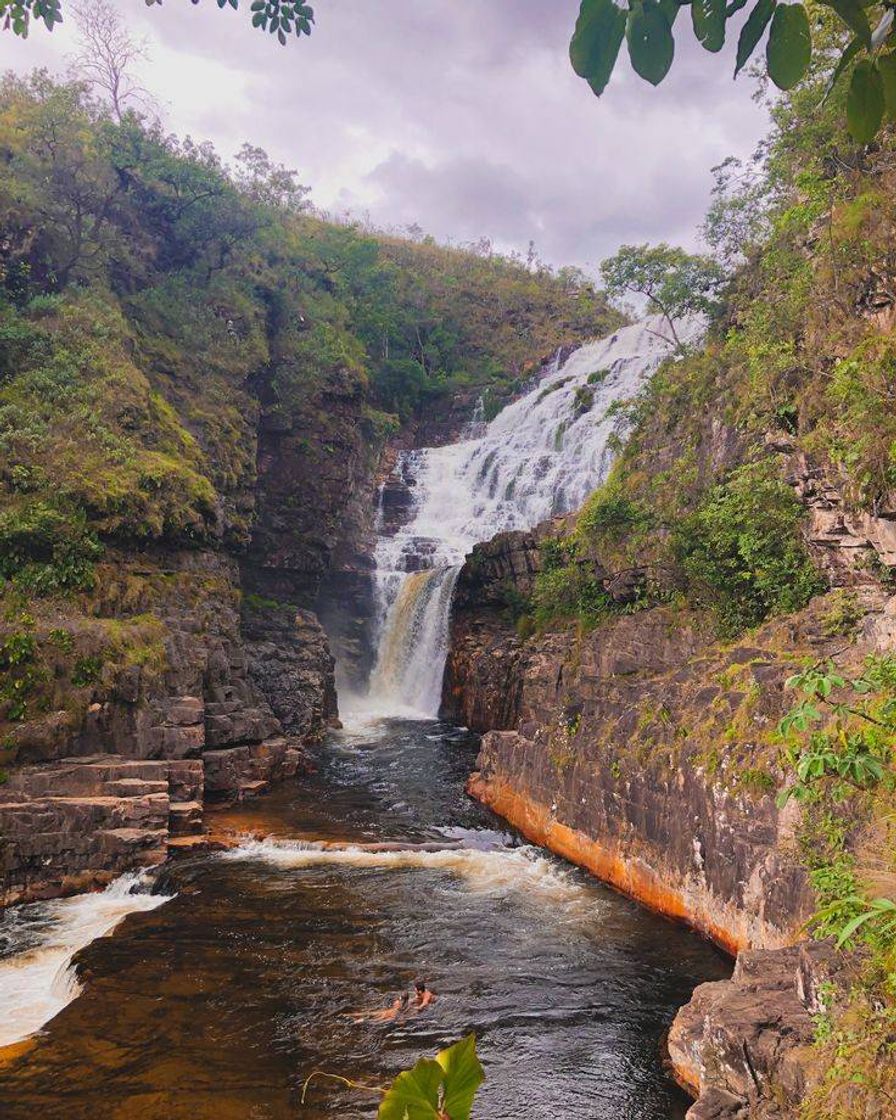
[0,716,729,1119]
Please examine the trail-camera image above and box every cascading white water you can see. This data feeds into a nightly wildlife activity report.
[0,870,173,1048]
[362,315,703,718]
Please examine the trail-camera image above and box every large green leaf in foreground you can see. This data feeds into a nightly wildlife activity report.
[378,1035,484,1120]
[569,0,627,96]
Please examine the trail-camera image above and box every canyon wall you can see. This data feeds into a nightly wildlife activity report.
[0,357,369,906]
[444,528,892,1118]
[445,529,825,953]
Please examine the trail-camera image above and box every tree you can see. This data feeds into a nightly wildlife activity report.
[599,243,724,350]
[232,143,310,212]
[0,71,128,287]
[70,0,151,122]
[701,154,773,268]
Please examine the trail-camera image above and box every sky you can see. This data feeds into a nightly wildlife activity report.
[0,0,771,276]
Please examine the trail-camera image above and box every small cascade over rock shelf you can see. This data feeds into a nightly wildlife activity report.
[362,315,702,718]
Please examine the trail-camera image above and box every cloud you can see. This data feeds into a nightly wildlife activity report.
[0,0,770,274]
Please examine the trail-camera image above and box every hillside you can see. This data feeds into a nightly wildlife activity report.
[445,41,896,1120]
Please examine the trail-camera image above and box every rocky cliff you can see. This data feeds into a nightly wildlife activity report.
[0,541,339,906]
[444,527,894,1117]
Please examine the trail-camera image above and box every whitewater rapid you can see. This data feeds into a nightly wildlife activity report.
[363,315,702,717]
[0,871,172,1049]
[223,833,593,916]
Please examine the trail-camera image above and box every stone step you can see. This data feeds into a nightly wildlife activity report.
[166,835,220,856]
[106,778,170,798]
[0,757,172,800]
[168,800,204,837]
[238,779,269,799]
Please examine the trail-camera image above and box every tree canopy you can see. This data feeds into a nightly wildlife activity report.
[600,243,724,350]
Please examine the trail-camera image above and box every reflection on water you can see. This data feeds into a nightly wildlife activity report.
[0,720,729,1118]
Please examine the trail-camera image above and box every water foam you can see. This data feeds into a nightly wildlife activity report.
[0,871,173,1048]
[365,315,703,716]
[224,836,585,904]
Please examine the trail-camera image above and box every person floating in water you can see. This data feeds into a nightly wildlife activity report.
[348,981,436,1023]
[348,991,409,1023]
[414,979,436,1009]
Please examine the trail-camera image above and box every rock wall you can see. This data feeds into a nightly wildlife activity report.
[667,941,842,1120]
[445,531,829,953]
[444,528,892,1118]
[0,547,335,906]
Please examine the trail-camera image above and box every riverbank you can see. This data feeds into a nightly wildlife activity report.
[444,529,896,1117]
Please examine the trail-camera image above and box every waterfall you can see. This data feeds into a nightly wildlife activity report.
[367,566,461,716]
[359,315,703,720]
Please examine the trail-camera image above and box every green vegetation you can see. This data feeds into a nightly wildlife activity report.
[530,17,896,641]
[772,658,896,1116]
[302,1034,484,1119]
[0,604,166,725]
[672,463,823,637]
[570,0,896,145]
[0,503,103,594]
[600,242,724,351]
[0,71,616,598]
[0,68,616,749]
[778,658,896,806]
[0,0,313,46]
[523,462,819,638]
[0,622,42,721]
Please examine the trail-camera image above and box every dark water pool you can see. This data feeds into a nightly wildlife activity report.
[0,719,729,1119]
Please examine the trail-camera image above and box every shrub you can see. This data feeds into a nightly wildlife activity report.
[531,562,611,629]
[71,655,103,687]
[0,625,43,721]
[673,462,823,636]
[0,502,103,594]
[572,385,594,413]
[578,487,648,545]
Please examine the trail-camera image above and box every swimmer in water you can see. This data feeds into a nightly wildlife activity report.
[413,979,436,1009]
[348,991,409,1023]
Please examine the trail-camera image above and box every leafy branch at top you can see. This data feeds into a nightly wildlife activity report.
[0,0,314,46]
[570,0,896,144]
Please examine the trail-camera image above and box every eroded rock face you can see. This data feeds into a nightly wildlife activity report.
[668,943,841,1119]
[0,550,334,907]
[788,448,896,580]
[243,602,339,741]
[443,528,548,731]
